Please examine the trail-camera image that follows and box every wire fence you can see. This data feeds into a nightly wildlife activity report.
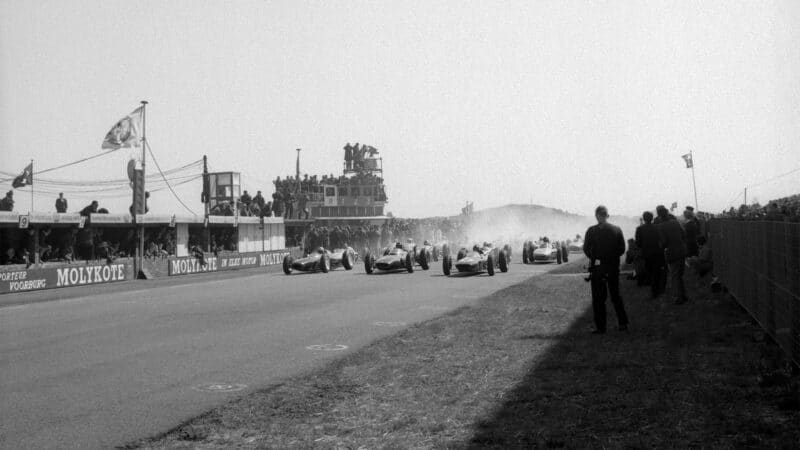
[710,219,800,367]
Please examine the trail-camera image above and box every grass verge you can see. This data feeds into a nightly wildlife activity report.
[129,259,799,448]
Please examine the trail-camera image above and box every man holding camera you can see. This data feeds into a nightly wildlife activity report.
[584,205,629,334]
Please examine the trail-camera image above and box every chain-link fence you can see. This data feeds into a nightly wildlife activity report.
[709,219,800,366]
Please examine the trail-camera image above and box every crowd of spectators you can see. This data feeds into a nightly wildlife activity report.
[0,225,178,267]
[293,216,463,255]
[714,194,800,222]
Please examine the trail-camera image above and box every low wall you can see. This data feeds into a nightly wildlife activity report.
[0,247,304,294]
[0,261,134,294]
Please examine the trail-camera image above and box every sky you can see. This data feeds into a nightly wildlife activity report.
[1,0,798,218]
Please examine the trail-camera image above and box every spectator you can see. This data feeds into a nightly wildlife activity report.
[297,192,309,219]
[583,205,629,334]
[635,211,665,298]
[0,191,14,211]
[80,200,99,217]
[657,205,689,305]
[240,190,252,207]
[55,192,68,213]
[284,191,295,219]
[687,236,713,278]
[683,206,700,257]
[253,191,265,210]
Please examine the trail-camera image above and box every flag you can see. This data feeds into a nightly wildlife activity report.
[102,106,144,150]
[671,201,678,211]
[681,153,693,168]
[12,162,32,188]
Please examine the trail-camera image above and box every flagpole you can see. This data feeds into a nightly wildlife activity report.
[690,150,699,211]
[139,100,148,277]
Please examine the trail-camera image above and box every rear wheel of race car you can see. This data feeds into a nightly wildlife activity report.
[442,244,450,259]
[443,255,452,276]
[556,249,562,264]
[432,247,439,262]
[456,249,467,261]
[504,244,512,262]
[487,254,495,276]
[282,255,293,275]
[562,247,569,263]
[342,248,354,270]
[419,248,429,270]
[320,253,331,273]
[522,242,529,264]
[499,250,508,273]
[405,252,414,273]
[364,252,374,274]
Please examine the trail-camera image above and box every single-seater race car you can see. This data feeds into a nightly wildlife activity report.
[441,242,511,276]
[568,239,584,254]
[364,241,431,274]
[282,247,356,274]
[532,242,562,264]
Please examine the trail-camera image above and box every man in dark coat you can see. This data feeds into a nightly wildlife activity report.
[635,211,664,297]
[80,200,99,217]
[583,205,629,334]
[682,206,700,257]
[253,191,265,209]
[657,205,689,304]
[271,191,283,217]
[0,191,14,211]
[240,190,252,207]
[55,193,68,213]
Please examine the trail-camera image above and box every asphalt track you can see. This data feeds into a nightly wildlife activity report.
[0,256,577,449]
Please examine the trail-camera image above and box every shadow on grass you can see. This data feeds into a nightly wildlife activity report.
[468,271,800,448]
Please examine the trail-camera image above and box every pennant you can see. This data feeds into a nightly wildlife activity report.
[12,162,32,188]
[102,106,144,150]
[681,153,693,168]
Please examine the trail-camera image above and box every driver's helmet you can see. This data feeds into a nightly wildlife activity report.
[473,244,482,253]
[423,240,430,246]
[395,242,403,249]
[406,238,414,243]
[317,246,325,254]
[483,241,491,248]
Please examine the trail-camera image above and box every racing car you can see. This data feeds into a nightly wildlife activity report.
[568,239,584,254]
[441,242,511,276]
[532,242,562,264]
[364,241,431,274]
[282,247,356,274]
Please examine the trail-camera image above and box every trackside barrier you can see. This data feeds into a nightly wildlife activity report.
[709,219,800,366]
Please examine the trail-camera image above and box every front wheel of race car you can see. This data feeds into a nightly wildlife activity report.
[442,244,450,259]
[487,254,495,276]
[499,250,508,272]
[556,249,562,265]
[443,255,452,276]
[432,247,439,262]
[405,252,414,273]
[320,253,331,273]
[522,242,529,264]
[419,248,430,270]
[364,252,374,274]
[282,255,293,275]
[342,248,354,270]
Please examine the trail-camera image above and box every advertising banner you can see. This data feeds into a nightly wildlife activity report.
[0,263,131,294]
[168,250,291,276]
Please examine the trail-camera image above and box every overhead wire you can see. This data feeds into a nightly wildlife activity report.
[145,140,198,215]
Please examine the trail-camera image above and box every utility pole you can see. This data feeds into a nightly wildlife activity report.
[203,155,211,252]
